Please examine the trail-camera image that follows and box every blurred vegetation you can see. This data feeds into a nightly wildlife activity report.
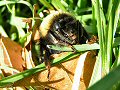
[0,0,94,42]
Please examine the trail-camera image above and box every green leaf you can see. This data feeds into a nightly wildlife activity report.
[92,0,108,74]
[76,14,92,23]
[88,64,120,90]
[107,0,120,70]
[0,1,15,6]
[0,64,45,87]
[47,43,100,52]
[51,0,67,11]
[19,31,32,47]
[0,1,33,13]
[39,0,54,10]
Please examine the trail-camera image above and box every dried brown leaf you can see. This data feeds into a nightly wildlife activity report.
[0,36,25,76]
[22,48,35,69]
[13,51,96,90]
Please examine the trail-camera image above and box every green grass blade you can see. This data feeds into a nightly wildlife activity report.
[113,1,120,36]
[106,0,113,21]
[47,45,73,52]
[0,1,15,6]
[9,6,26,38]
[73,43,100,51]
[106,12,113,71]
[92,0,107,73]
[77,0,87,9]
[112,45,120,69]
[19,31,32,47]
[117,46,120,66]
[0,64,45,87]
[39,0,54,10]
[88,64,120,90]
[107,0,120,69]
[0,52,80,87]
[60,0,69,8]
[47,43,100,52]
[51,0,67,11]
[0,1,33,13]
[91,5,97,34]
[17,1,33,12]
[76,14,92,23]
[51,52,81,66]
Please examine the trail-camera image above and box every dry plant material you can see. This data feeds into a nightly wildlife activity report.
[0,36,25,76]
[22,48,35,69]
[32,4,41,42]
[22,5,41,68]
[0,87,26,90]
[13,52,96,90]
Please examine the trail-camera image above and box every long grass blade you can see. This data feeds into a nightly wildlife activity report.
[92,0,107,73]
[47,43,100,52]
[0,1,33,13]
[0,52,80,87]
[51,0,67,11]
[107,0,120,69]
[39,0,54,10]
[88,64,120,90]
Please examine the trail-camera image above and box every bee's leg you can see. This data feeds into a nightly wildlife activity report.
[39,40,51,80]
[44,49,51,80]
[39,41,46,63]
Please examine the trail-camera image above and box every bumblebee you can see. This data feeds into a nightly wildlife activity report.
[39,11,88,65]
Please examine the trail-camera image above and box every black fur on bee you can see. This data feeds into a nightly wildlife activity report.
[39,11,89,64]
